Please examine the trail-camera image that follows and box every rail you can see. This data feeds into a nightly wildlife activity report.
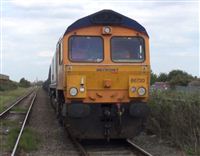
[127,139,153,156]
[11,92,37,156]
[0,90,34,118]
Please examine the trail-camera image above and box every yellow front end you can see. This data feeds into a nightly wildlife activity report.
[62,25,150,104]
[65,65,150,103]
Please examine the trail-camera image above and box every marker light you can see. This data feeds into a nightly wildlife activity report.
[138,87,146,96]
[102,26,112,34]
[131,87,136,92]
[69,87,78,96]
[80,87,85,92]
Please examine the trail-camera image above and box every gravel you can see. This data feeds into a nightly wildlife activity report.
[132,132,186,156]
[27,88,79,156]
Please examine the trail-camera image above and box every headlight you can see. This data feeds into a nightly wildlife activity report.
[69,87,78,96]
[137,87,146,96]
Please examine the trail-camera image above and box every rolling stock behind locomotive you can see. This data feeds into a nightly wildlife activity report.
[48,10,150,140]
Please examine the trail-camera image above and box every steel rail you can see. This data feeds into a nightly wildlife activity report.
[0,89,34,118]
[126,139,153,156]
[11,92,37,156]
[66,128,88,156]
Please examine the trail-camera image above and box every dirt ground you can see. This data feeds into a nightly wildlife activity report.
[27,88,79,156]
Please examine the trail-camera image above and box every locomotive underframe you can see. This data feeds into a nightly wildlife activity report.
[50,88,149,140]
[64,102,149,140]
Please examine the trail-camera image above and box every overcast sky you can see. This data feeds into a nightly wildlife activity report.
[0,0,199,82]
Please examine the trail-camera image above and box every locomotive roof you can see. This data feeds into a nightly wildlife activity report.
[64,10,148,37]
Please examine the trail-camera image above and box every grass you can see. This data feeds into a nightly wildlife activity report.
[11,107,27,113]
[6,127,40,152]
[146,90,200,155]
[0,80,18,91]
[0,87,30,112]
[1,120,19,128]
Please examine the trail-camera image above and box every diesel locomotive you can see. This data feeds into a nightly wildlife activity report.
[48,10,150,140]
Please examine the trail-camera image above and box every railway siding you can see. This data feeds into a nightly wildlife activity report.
[0,87,32,112]
[0,90,37,155]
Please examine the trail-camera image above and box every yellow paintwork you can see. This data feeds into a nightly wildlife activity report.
[129,75,148,97]
[65,65,150,103]
[57,25,150,104]
[67,75,87,98]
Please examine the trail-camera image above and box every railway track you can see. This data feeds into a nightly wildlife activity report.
[0,89,34,118]
[126,139,153,156]
[0,89,37,156]
[67,130,153,156]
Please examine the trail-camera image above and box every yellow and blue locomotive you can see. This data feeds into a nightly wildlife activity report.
[49,10,150,140]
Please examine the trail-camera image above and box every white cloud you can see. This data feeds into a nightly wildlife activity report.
[11,0,39,7]
[11,0,86,8]
[37,51,53,58]
[168,51,197,57]
[4,18,47,35]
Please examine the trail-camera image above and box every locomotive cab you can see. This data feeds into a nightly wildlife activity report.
[49,10,150,140]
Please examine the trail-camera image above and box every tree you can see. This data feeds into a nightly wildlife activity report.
[157,73,168,82]
[150,70,157,85]
[168,70,194,86]
[19,78,31,88]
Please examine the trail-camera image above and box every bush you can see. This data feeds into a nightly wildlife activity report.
[147,90,200,155]
[157,73,168,82]
[19,78,31,88]
[0,80,18,91]
[168,70,194,87]
[151,70,157,85]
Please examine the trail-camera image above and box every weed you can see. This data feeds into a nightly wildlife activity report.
[1,120,18,127]
[11,107,27,113]
[6,127,40,152]
[0,87,29,111]
[19,128,40,151]
[147,90,200,155]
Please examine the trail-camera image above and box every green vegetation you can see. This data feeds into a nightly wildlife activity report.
[11,107,27,113]
[0,80,18,91]
[1,120,18,127]
[0,87,29,111]
[19,78,31,88]
[156,72,168,82]
[151,69,196,86]
[6,127,40,152]
[147,90,200,155]
[168,70,194,87]
[0,77,32,111]
[150,70,157,85]
[0,77,31,92]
